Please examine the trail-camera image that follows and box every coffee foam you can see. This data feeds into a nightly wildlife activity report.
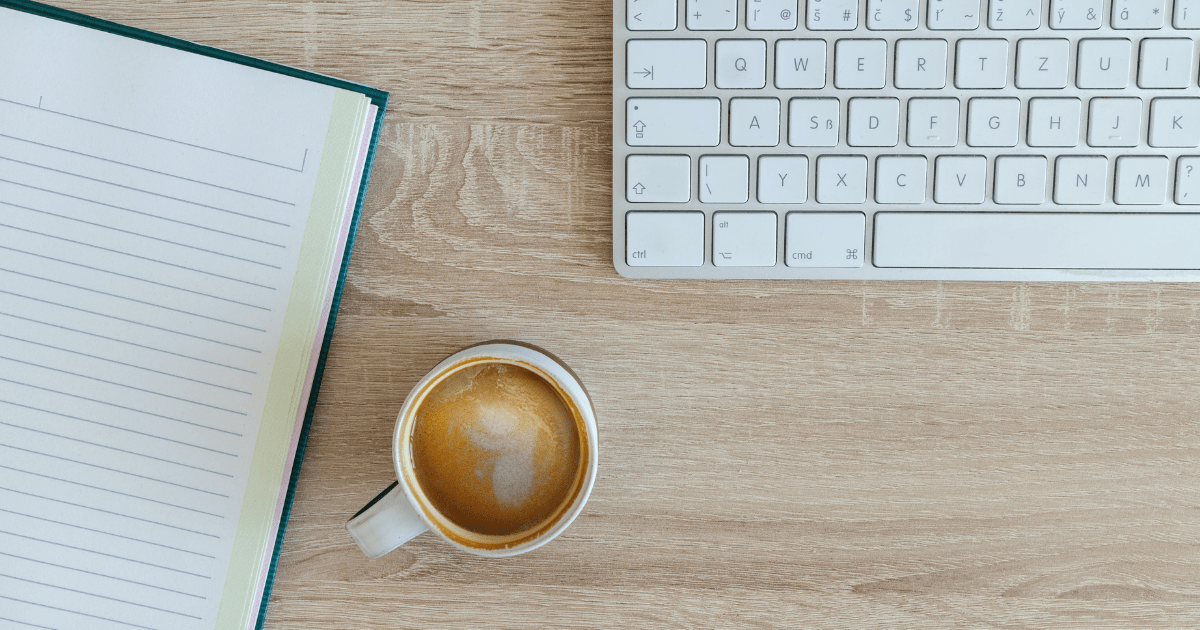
[408,361,584,539]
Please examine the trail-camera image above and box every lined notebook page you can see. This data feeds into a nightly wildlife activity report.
[0,8,359,630]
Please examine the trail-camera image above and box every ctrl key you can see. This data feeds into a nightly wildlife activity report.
[785,212,866,267]
[626,212,705,266]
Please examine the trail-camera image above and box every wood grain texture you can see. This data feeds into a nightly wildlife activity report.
[50,1,1200,627]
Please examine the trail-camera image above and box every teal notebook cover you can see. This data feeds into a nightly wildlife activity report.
[0,2,389,628]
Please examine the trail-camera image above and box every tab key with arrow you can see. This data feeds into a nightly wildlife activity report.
[625,39,707,88]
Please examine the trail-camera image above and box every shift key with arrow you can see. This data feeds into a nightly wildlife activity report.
[626,155,691,202]
[626,40,708,88]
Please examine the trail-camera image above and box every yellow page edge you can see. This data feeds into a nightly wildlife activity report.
[214,88,370,630]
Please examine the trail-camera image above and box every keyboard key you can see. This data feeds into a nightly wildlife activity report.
[967,97,1020,146]
[1050,0,1103,28]
[699,155,750,203]
[1149,98,1200,147]
[816,155,868,203]
[868,0,920,28]
[894,39,948,88]
[1015,39,1070,88]
[1027,98,1081,147]
[928,0,982,29]
[626,155,691,202]
[1114,156,1169,204]
[990,0,1043,29]
[775,40,827,88]
[1176,157,1200,203]
[687,0,738,29]
[1111,0,1166,28]
[627,98,721,146]
[934,155,987,203]
[716,39,767,88]
[847,97,900,146]
[955,39,1009,87]
[875,155,928,203]
[788,98,840,146]
[907,98,960,146]
[994,155,1048,204]
[1054,156,1107,204]
[785,212,865,267]
[628,0,678,30]
[729,98,781,146]
[1088,97,1141,146]
[873,213,1200,269]
[757,155,809,203]
[834,39,887,88]
[748,0,799,29]
[626,212,704,266]
[808,0,860,30]
[1176,0,1200,27]
[1076,39,1131,88]
[626,40,708,88]
[713,212,778,266]
[1138,39,1195,88]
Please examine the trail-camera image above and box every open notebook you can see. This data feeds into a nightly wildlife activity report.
[0,2,387,629]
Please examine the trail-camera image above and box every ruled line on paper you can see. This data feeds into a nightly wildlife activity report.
[0,509,216,558]
[0,289,264,353]
[0,333,254,395]
[0,268,269,333]
[0,444,230,497]
[3,200,284,271]
[0,378,244,436]
[0,493,220,541]
[0,355,247,415]
[0,311,257,375]
[0,613,60,630]
[0,553,206,599]
[0,466,226,518]
[0,222,279,289]
[0,420,232,476]
[0,357,248,416]
[0,405,239,460]
[0,96,309,173]
[0,574,203,619]
[0,178,288,249]
[0,595,160,630]
[0,154,295,224]
[0,241,274,309]
[0,132,298,206]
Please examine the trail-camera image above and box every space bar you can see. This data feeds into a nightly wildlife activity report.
[874,213,1200,269]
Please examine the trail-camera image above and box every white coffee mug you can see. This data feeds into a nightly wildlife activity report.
[346,342,598,558]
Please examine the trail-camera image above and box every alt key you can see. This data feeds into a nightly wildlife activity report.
[713,212,778,266]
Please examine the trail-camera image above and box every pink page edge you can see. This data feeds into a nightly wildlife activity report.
[247,104,378,628]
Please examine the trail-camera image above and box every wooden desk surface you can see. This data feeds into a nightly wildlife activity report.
[58,2,1200,627]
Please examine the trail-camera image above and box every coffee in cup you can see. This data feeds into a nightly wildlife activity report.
[347,342,598,558]
[404,359,589,548]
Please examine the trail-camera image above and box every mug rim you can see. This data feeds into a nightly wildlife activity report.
[390,341,599,557]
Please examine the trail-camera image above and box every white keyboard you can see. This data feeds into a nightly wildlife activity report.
[613,0,1200,280]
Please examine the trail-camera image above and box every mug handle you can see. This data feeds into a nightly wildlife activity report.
[346,481,428,559]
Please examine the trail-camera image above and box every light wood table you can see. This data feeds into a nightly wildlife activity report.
[63,2,1200,627]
